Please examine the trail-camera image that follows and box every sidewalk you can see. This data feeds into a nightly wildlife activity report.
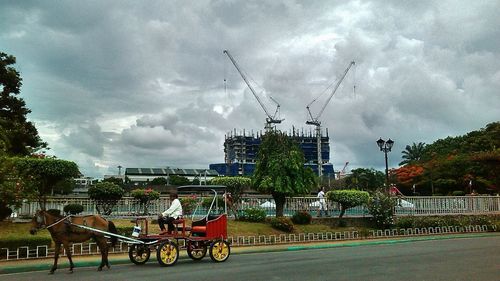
[1,232,498,274]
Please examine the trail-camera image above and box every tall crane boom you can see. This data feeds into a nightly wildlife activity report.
[223,50,283,129]
[306,61,355,126]
[306,60,355,178]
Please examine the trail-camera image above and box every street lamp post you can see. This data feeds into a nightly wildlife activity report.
[376,138,394,193]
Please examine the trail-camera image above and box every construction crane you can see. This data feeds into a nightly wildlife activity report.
[306,61,355,177]
[339,161,349,179]
[223,49,283,131]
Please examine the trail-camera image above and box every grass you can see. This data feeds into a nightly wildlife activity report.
[1,218,361,242]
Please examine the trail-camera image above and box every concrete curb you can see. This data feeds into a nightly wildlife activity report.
[1,233,498,275]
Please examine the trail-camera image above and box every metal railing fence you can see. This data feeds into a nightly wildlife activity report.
[1,224,496,261]
[11,195,500,218]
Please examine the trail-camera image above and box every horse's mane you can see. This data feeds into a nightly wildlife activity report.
[44,210,65,219]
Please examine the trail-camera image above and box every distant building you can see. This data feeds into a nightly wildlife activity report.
[73,177,98,195]
[210,128,335,176]
[125,167,219,185]
[104,174,125,181]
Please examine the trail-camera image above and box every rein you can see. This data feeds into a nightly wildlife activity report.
[43,214,73,230]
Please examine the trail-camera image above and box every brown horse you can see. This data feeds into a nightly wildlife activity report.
[30,210,118,274]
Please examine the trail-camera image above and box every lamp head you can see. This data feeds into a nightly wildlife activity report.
[376,138,385,150]
[386,139,394,151]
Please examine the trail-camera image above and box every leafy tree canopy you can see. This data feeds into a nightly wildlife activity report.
[151,177,168,185]
[399,142,426,166]
[169,175,190,186]
[209,176,251,219]
[252,130,317,217]
[345,168,385,191]
[0,52,47,155]
[102,176,124,186]
[395,122,500,195]
[13,156,80,208]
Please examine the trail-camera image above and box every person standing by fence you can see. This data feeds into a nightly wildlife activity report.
[317,187,328,217]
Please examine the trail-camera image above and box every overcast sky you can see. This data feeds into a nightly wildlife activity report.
[1,0,499,178]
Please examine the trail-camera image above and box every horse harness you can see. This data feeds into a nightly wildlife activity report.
[37,213,89,234]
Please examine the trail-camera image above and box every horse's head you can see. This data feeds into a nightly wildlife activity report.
[30,210,46,235]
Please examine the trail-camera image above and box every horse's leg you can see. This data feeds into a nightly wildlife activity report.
[96,237,107,271]
[50,242,61,274]
[62,242,74,273]
[103,240,110,269]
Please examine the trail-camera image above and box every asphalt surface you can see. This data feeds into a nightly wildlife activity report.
[1,233,499,281]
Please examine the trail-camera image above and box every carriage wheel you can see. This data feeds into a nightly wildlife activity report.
[156,240,179,266]
[209,240,230,262]
[187,241,207,261]
[129,244,151,265]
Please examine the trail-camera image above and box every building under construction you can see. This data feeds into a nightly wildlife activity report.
[209,127,334,176]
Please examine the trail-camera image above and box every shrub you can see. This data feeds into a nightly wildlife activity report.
[327,189,369,218]
[180,197,198,216]
[115,226,135,236]
[88,182,124,215]
[0,236,52,251]
[270,217,294,232]
[0,205,12,221]
[394,215,496,229]
[291,210,312,225]
[131,188,160,215]
[47,209,61,216]
[63,203,84,215]
[452,190,465,196]
[240,208,267,222]
[367,190,397,229]
[395,216,415,229]
[201,196,224,208]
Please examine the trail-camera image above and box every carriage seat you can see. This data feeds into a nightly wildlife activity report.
[173,217,191,233]
[191,226,206,234]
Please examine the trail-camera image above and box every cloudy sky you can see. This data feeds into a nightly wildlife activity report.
[1,0,499,178]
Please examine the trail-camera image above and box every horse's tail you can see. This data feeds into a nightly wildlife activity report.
[108,221,118,247]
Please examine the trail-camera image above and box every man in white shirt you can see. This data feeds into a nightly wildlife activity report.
[158,193,183,235]
[317,187,328,217]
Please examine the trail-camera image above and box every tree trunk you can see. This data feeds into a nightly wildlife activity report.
[272,193,286,217]
[339,205,346,219]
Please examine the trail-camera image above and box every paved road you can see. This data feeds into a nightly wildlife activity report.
[2,236,499,281]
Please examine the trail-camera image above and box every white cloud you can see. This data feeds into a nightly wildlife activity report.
[1,0,499,177]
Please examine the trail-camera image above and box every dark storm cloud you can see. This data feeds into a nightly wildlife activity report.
[1,0,499,177]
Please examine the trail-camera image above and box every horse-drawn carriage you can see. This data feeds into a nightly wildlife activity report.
[30,185,231,273]
[127,185,231,266]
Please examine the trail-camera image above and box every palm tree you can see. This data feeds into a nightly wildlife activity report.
[399,142,426,166]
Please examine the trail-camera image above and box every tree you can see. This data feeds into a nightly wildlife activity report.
[151,177,168,185]
[102,176,124,186]
[393,164,424,194]
[345,168,385,191]
[252,130,317,217]
[0,153,23,219]
[88,182,124,215]
[131,188,160,215]
[399,142,426,166]
[0,52,47,155]
[169,175,190,186]
[13,156,80,209]
[209,176,251,220]
[327,190,369,219]
[366,190,397,228]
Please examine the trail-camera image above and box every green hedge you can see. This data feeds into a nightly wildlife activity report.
[327,190,369,207]
[63,203,84,215]
[0,236,52,250]
[269,217,294,232]
[395,215,497,229]
[240,208,267,222]
[115,226,134,236]
[291,211,312,225]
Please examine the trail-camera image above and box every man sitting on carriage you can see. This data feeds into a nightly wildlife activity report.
[158,193,183,235]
